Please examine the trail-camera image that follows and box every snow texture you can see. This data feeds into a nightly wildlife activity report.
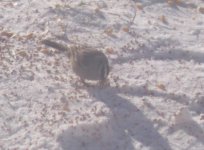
[0,0,204,150]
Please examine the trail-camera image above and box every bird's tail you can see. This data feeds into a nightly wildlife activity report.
[41,39,68,52]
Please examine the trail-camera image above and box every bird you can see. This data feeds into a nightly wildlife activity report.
[41,39,110,86]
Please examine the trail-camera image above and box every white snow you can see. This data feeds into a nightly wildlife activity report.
[0,0,204,150]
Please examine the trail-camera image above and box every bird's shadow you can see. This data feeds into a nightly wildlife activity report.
[57,82,204,150]
[87,85,204,149]
[57,85,173,150]
[86,85,173,150]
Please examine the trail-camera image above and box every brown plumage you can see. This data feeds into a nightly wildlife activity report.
[41,39,110,85]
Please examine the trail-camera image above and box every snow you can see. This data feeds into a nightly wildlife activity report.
[0,0,204,150]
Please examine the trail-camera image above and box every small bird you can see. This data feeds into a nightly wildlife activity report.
[41,39,110,86]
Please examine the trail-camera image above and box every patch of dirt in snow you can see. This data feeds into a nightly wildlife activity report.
[1,0,204,150]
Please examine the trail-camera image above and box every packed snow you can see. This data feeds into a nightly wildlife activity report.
[0,0,204,150]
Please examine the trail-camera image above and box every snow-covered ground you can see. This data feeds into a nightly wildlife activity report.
[1,0,204,149]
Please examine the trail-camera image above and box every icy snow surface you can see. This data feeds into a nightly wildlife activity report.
[0,0,204,150]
